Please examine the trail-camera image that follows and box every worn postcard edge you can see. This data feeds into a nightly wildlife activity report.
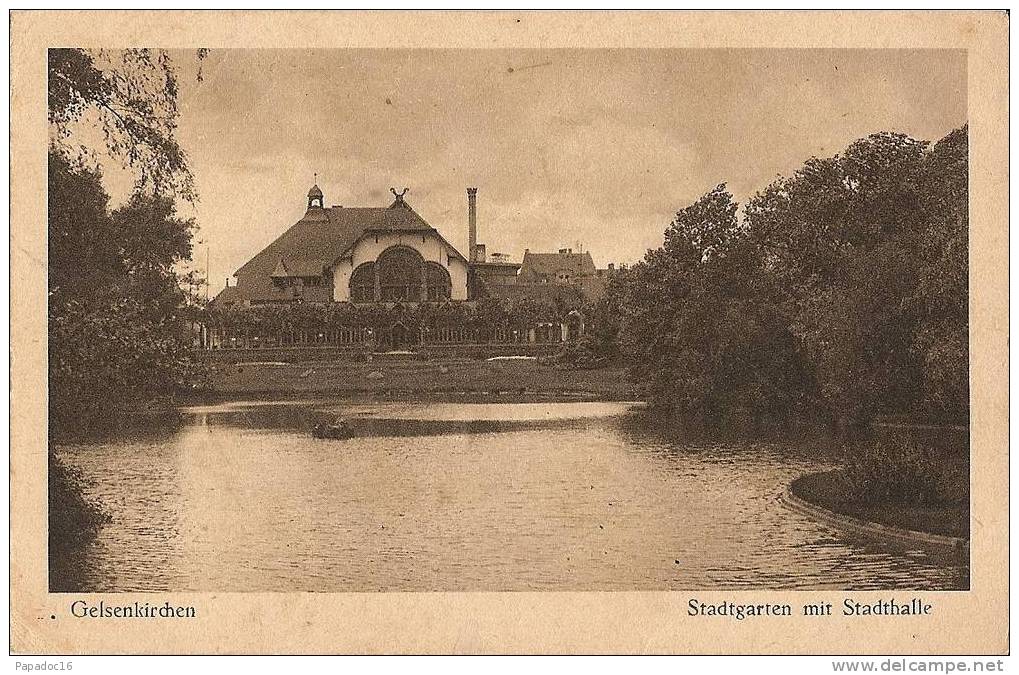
[8,10,1009,655]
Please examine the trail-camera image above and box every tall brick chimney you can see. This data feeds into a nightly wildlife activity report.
[467,187,478,263]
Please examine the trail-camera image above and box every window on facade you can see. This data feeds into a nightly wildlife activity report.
[350,262,375,303]
[425,262,452,301]
[378,246,423,302]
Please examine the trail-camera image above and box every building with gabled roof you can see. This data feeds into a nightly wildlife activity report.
[517,249,598,285]
[215,181,620,313]
[215,185,469,306]
[205,184,613,350]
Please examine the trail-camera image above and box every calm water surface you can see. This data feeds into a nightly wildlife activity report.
[54,400,968,592]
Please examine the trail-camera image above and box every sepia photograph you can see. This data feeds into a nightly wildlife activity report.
[10,9,1009,657]
[46,45,971,594]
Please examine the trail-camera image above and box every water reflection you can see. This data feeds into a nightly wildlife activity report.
[53,400,968,592]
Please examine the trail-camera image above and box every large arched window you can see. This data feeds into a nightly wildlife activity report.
[426,262,452,301]
[378,246,423,302]
[349,262,375,303]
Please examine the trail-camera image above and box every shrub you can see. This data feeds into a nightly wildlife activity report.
[49,150,202,436]
[49,452,109,552]
[551,334,610,369]
[842,437,943,504]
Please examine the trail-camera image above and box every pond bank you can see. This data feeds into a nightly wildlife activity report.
[203,358,632,401]
[787,470,969,549]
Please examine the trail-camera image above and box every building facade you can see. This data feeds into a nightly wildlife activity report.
[209,183,612,351]
[215,186,468,307]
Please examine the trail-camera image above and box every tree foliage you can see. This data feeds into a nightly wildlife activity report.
[619,185,812,429]
[48,48,204,201]
[582,267,631,359]
[911,126,969,419]
[743,132,934,428]
[48,48,205,436]
[48,154,201,436]
[615,127,969,431]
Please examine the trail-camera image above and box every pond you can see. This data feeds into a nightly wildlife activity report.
[52,400,968,592]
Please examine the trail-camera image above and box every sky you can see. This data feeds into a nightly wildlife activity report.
[97,49,966,294]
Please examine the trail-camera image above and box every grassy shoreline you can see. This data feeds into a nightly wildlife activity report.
[202,358,635,401]
[790,470,969,540]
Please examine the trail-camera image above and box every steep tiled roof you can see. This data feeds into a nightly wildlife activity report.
[216,198,464,305]
[234,199,434,277]
[518,251,597,283]
[211,284,243,305]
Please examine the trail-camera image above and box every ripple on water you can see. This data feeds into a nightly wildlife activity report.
[53,400,968,592]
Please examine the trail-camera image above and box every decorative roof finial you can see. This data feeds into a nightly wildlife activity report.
[390,187,409,203]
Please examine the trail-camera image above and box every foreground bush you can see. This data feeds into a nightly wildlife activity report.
[49,150,203,437]
[842,437,944,504]
[49,452,109,560]
[548,334,614,369]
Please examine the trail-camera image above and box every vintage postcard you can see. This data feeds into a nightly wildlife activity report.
[9,10,1009,655]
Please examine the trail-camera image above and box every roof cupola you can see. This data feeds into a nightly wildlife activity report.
[308,176,324,209]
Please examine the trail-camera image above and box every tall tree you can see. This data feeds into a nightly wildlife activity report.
[47,49,206,435]
[616,127,968,432]
[582,267,631,359]
[48,48,205,200]
[911,125,969,420]
[744,128,967,428]
[619,185,810,429]
[48,152,201,434]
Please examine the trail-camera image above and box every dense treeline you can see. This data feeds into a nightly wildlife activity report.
[609,127,969,433]
[48,152,202,435]
[48,49,203,437]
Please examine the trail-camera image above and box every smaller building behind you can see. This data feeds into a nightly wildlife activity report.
[473,246,618,305]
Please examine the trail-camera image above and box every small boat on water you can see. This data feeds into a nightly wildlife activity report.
[311,421,354,439]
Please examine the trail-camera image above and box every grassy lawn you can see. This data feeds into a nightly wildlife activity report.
[207,358,634,400]
[791,469,969,539]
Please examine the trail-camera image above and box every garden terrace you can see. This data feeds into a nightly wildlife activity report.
[200,298,590,351]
